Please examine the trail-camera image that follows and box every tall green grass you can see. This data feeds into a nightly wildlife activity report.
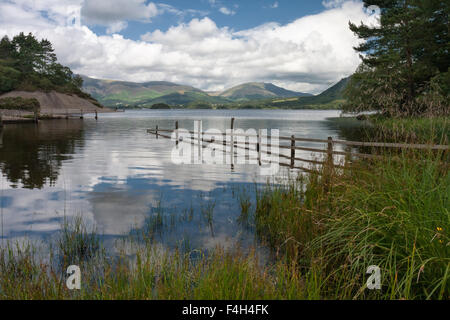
[254,149,449,299]
[0,237,306,299]
[368,116,449,144]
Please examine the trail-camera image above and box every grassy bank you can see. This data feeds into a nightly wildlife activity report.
[254,150,449,299]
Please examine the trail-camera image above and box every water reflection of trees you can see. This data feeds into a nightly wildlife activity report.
[0,120,85,189]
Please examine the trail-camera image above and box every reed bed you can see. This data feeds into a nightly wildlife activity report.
[254,147,449,299]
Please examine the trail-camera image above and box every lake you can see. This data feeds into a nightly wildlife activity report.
[0,109,353,252]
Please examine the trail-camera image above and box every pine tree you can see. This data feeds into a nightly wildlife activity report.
[344,0,449,117]
[0,36,15,60]
[0,32,84,92]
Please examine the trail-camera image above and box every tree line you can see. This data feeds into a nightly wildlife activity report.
[0,32,83,94]
[344,0,449,117]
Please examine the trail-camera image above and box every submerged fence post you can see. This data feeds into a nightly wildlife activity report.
[175,121,179,147]
[80,109,83,119]
[291,135,295,169]
[95,110,98,120]
[258,129,262,166]
[230,118,235,168]
[156,125,159,139]
[223,132,227,165]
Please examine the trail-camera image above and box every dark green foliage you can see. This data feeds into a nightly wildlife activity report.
[0,33,88,96]
[150,103,171,109]
[0,64,20,93]
[187,101,213,109]
[0,96,39,111]
[344,0,449,117]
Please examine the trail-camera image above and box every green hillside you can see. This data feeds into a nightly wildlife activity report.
[218,82,311,101]
[137,91,230,106]
[82,76,229,107]
[265,77,351,109]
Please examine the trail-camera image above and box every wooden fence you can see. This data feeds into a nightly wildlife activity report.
[147,118,449,173]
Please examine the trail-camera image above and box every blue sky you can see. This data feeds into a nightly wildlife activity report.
[89,1,327,40]
[0,0,378,93]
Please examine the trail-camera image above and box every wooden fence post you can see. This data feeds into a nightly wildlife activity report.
[95,110,98,120]
[327,137,333,166]
[156,125,159,139]
[197,120,202,162]
[258,129,262,166]
[291,135,296,168]
[80,109,83,119]
[324,136,334,192]
[175,121,179,146]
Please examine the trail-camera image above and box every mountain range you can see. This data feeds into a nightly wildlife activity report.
[81,75,349,108]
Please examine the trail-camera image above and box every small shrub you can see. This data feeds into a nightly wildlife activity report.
[0,96,40,111]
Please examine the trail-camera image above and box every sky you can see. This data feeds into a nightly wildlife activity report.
[0,0,379,94]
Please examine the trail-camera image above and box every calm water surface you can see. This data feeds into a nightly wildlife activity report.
[0,109,350,252]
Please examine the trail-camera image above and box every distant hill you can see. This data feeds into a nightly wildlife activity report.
[268,77,351,109]
[81,76,229,106]
[298,77,350,105]
[80,75,349,109]
[218,82,312,101]
[82,77,314,107]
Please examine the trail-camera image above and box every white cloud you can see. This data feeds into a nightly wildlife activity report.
[322,0,346,9]
[81,0,158,24]
[106,21,128,34]
[271,2,279,9]
[219,7,236,16]
[0,0,379,93]
[79,0,158,32]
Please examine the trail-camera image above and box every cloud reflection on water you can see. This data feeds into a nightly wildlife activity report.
[0,110,342,251]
